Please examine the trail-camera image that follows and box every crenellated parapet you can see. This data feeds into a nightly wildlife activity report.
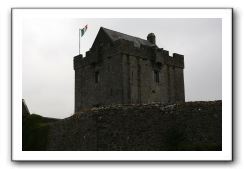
[171,53,184,68]
[74,38,184,70]
[151,47,184,68]
[73,54,83,70]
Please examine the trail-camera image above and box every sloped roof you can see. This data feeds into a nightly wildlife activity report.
[101,27,155,48]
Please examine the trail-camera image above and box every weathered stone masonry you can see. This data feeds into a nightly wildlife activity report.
[74,27,185,112]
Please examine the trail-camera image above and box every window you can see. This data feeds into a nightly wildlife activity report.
[95,71,99,83]
[154,70,159,83]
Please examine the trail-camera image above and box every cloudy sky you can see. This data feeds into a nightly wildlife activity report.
[22,18,222,118]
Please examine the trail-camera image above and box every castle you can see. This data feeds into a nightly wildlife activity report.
[73,27,185,112]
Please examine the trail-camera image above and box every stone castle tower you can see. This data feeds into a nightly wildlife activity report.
[74,27,185,112]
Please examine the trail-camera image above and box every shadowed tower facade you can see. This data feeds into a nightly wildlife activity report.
[74,27,185,112]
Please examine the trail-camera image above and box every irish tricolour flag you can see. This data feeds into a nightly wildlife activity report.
[78,25,88,54]
[80,25,88,37]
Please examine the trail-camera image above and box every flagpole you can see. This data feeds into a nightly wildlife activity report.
[79,29,80,55]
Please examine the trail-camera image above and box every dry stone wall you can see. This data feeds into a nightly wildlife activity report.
[23,101,222,151]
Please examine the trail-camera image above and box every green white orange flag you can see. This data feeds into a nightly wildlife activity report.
[80,25,88,37]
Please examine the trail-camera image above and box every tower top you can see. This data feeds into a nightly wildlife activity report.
[147,33,156,44]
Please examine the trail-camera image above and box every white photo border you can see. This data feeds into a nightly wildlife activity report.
[11,8,233,161]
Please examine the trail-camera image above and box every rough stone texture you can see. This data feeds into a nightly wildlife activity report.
[23,101,222,151]
[74,27,185,112]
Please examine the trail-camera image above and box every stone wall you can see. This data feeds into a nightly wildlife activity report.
[74,52,123,112]
[74,36,185,112]
[23,101,222,151]
[121,51,184,105]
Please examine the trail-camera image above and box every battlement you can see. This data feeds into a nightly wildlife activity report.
[142,47,184,69]
[160,52,184,68]
[74,39,184,70]
[73,54,83,70]
[172,53,184,68]
[112,39,184,68]
[73,45,121,70]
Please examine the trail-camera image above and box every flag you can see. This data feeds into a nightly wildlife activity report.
[80,25,88,37]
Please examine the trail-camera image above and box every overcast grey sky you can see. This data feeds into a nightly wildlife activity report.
[22,18,222,118]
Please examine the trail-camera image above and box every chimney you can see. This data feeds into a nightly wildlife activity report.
[147,33,156,44]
